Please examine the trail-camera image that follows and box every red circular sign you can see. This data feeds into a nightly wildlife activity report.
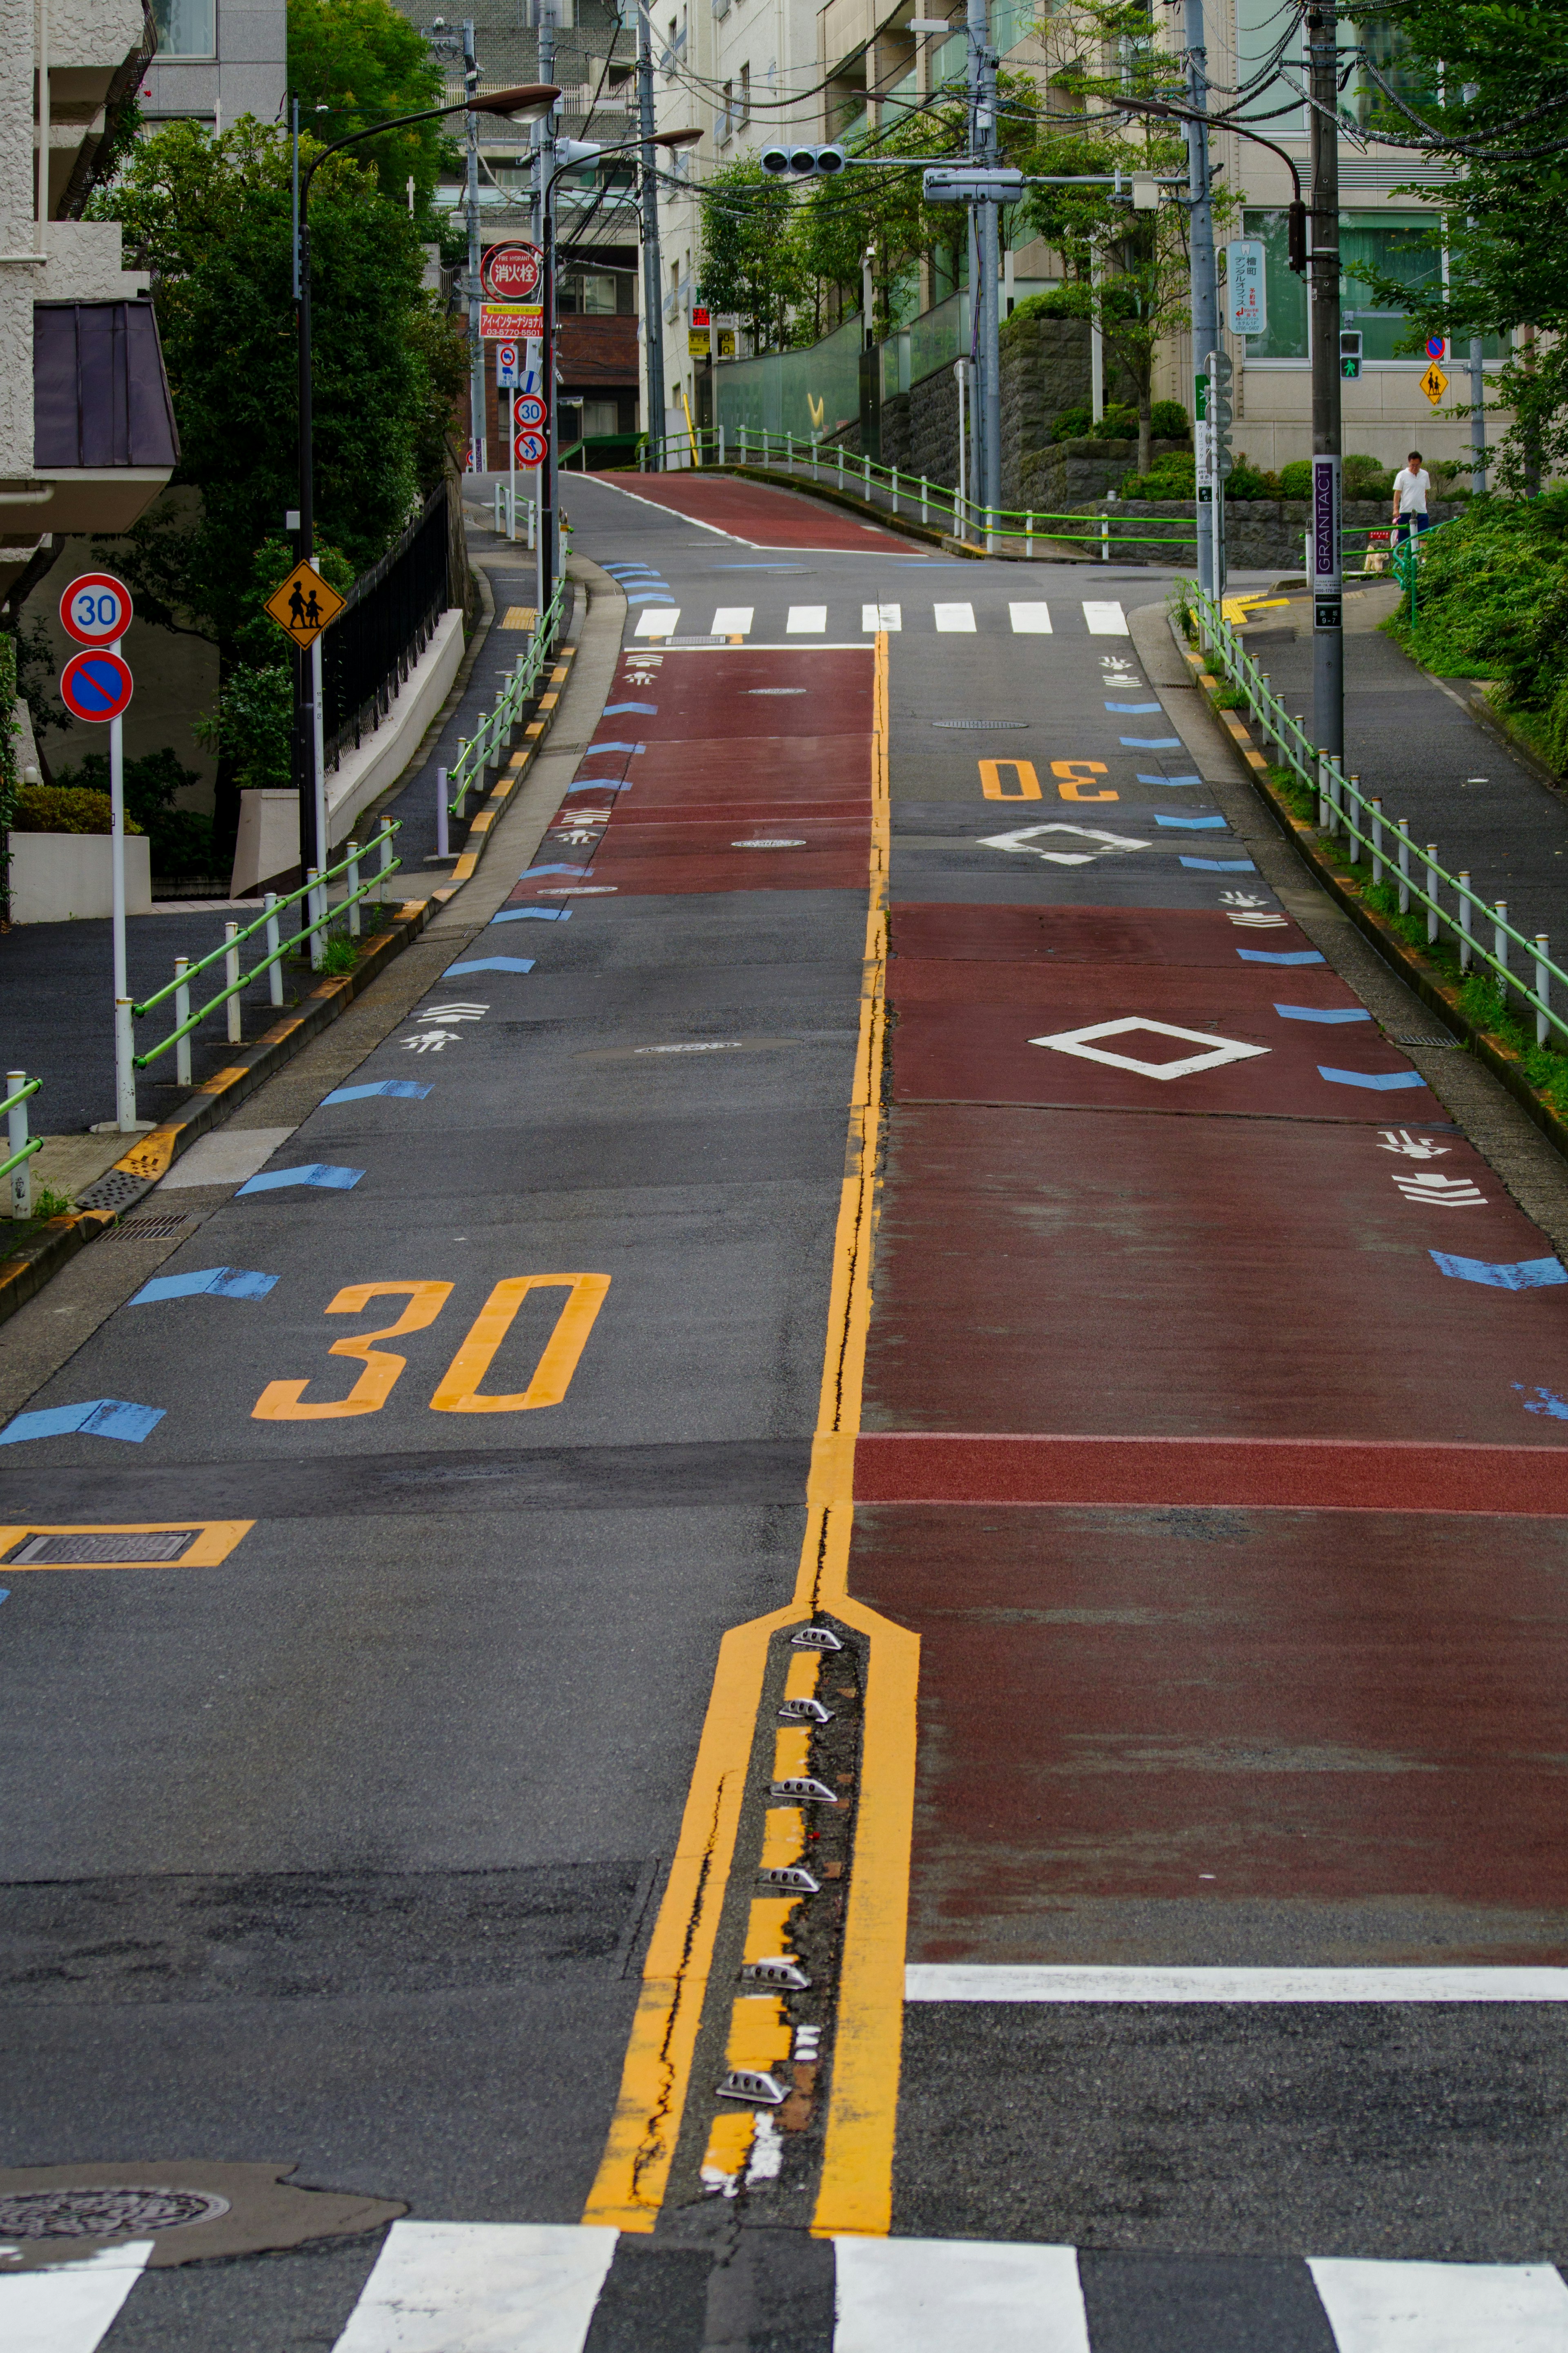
[482,243,542,300]
[60,572,133,645]
[515,393,548,430]
[60,648,134,724]
[514,427,548,467]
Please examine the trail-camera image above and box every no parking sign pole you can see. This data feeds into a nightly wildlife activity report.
[60,578,142,1132]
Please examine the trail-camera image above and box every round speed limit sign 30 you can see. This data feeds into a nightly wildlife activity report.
[61,571,133,645]
[514,427,548,467]
[515,393,548,432]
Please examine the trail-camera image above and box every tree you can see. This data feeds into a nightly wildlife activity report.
[86,117,465,853]
[1020,1,1218,473]
[286,0,457,237]
[699,158,808,352]
[1344,0,1568,491]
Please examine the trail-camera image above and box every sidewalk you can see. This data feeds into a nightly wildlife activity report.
[1237,582,1568,948]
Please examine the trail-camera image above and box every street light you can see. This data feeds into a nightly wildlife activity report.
[291,80,559,883]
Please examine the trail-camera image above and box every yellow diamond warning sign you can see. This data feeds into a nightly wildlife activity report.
[264,560,346,648]
[1419,362,1449,407]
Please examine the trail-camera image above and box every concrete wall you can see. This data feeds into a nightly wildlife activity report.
[9,830,151,922]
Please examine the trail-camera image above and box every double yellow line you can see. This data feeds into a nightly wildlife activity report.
[583,633,916,2239]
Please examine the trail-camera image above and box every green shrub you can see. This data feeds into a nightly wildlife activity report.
[321,934,359,975]
[1004,287,1085,330]
[1051,404,1092,442]
[1092,401,1139,440]
[12,785,144,835]
[1278,459,1312,498]
[1150,398,1189,438]
[53,745,211,874]
[1387,488,1568,769]
[1120,452,1196,499]
[1344,453,1395,500]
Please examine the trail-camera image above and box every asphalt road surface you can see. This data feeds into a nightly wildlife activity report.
[4,471,1568,2352]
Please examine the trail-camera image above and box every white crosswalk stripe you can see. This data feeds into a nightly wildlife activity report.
[862,603,902,631]
[1307,2257,1568,2352]
[633,608,679,636]
[1082,600,1129,634]
[710,606,753,634]
[787,605,828,632]
[933,602,976,631]
[0,2244,152,2353]
[834,2237,1090,2353]
[1009,602,1054,632]
[331,2222,618,2353]
[626,601,1136,641]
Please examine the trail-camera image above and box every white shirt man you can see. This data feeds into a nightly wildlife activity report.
[1392,453,1432,538]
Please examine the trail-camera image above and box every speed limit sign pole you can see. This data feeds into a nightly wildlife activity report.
[509,380,517,544]
[60,573,144,1132]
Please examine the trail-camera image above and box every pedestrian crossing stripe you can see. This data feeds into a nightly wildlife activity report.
[631,601,1130,642]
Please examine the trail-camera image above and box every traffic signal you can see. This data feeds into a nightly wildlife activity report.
[1340,329,1363,380]
[760,143,847,177]
[1287,196,1307,274]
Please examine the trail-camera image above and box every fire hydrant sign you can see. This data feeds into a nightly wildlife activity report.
[60,571,133,644]
[481,243,542,301]
[264,560,345,649]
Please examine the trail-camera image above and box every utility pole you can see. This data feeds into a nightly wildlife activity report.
[1183,0,1219,601]
[464,18,485,473]
[538,0,558,605]
[1307,0,1343,765]
[637,0,667,469]
[966,0,1000,522]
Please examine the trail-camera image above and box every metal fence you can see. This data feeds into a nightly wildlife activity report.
[1189,577,1567,1051]
[439,581,568,847]
[322,482,462,772]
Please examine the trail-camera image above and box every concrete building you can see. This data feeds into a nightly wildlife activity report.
[138,0,287,132]
[1,0,180,607]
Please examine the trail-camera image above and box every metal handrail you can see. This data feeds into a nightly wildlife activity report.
[1188,578,1568,1050]
[446,580,567,821]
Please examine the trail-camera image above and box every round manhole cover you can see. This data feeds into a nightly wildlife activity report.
[0,2187,232,2239]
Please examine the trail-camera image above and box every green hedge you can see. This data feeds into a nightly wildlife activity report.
[1389,489,1568,772]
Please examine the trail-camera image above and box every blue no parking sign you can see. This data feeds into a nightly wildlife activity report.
[60,648,134,723]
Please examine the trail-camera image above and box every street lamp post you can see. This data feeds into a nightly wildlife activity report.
[291,79,559,879]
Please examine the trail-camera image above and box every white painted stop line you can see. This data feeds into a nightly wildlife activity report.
[933,602,976,632]
[1082,600,1129,634]
[1009,602,1053,632]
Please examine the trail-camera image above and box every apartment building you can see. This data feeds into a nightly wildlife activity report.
[1,0,180,610]
[138,0,287,130]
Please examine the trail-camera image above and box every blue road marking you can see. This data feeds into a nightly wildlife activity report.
[586,742,646,755]
[321,1082,432,1104]
[517,865,590,880]
[129,1267,279,1305]
[446,957,536,975]
[1437,1255,1568,1291]
[236,1164,363,1197]
[624,593,677,606]
[564,781,634,794]
[1180,856,1256,871]
[493,907,570,922]
[1105,702,1163,713]
[1274,1005,1372,1024]
[1318,1065,1426,1091]
[1155,815,1227,830]
[1120,736,1183,748]
[1517,1384,1568,1418]
[1138,773,1201,786]
[603,703,658,715]
[1237,949,1326,965]
[0,1399,165,1445]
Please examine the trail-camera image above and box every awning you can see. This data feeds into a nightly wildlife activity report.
[33,300,180,470]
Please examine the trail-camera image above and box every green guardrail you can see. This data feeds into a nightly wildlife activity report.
[130,820,401,1084]
[0,1071,42,1218]
[444,579,568,826]
[1187,574,1566,1049]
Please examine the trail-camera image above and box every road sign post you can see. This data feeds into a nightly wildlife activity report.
[59,586,143,1132]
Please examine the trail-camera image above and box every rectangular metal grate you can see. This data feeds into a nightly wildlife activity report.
[113,1214,195,1240]
[4,1530,199,1565]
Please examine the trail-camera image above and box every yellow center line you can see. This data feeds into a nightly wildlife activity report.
[582,633,914,2239]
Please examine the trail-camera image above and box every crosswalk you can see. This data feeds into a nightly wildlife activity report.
[13,2222,1566,2351]
[631,599,1128,640]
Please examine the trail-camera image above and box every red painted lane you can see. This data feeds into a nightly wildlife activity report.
[891,903,1322,967]
[861,1106,1566,1443]
[855,1432,1568,1513]
[605,738,872,805]
[604,647,872,736]
[848,1504,1568,1962]
[601,470,911,551]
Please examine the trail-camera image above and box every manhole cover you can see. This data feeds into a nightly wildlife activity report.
[0,2188,232,2239]
[114,1213,194,1240]
[3,1531,199,1566]
[931,719,1029,729]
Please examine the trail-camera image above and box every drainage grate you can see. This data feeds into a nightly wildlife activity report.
[4,1530,200,1566]
[75,1168,154,1214]
[931,719,1029,729]
[113,1213,195,1240]
[1396,1036,1459,1048]
[0,2188,231,2239]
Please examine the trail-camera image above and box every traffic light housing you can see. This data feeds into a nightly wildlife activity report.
[760,143,847,177]
[1287,196,1307,275]
[1340,329,1363,380]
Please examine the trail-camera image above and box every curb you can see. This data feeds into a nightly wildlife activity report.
[1182,631,1568,1168]
[0,1209,117,1321]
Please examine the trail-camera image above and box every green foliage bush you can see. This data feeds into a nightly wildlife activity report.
[1149,398,1189,439]
[1390,488,1568,770]
[53,744,213,875]
[1118,452,1196,498]
[13,785,144,835]
[1279,459,1313,498]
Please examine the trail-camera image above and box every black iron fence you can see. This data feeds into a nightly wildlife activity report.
[321,479,465,772]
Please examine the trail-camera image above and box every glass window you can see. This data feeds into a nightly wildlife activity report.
[151,0,215,55]
[559,271,622,314]
[1242,207,1308,359]
[1234,0,1304,135]
[1341,212,1439,360]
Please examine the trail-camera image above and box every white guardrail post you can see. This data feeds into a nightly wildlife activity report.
[265,892,283,1006]
[306,871,323,969]
[1537,937,1552,1045]
[6,1070,33,1219]
[224,921,242,1041]
[174,958,192,1086]
[347,840,362,937]
[436,769,449,859]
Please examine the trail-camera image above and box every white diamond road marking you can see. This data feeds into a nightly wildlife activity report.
[786,605,827,633]
[1082,600,1129,635]
[862,603,902,631]
[330,2221,618,2353]
[633,608,679,637]
[933,602,976,632]
[709,606,753,634]
[1307,2256,1568,2353]
[980,824,1152,868]
[1009,602,1053,632]
[833,2237,1090,2353]
[1030,1016,1272,1082]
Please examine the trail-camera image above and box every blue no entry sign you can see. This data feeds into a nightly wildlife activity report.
[60,648,134,723]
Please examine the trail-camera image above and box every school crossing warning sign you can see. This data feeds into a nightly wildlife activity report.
[264,560,346,649]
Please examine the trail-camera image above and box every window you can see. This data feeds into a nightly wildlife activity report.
[1341,212,1439,360]
[1241,209,1309,359]
[559,270,626,314]
[151,0,215,56]
[1234,0,1304,135]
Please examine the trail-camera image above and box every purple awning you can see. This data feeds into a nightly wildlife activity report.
[33,301,180,470]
